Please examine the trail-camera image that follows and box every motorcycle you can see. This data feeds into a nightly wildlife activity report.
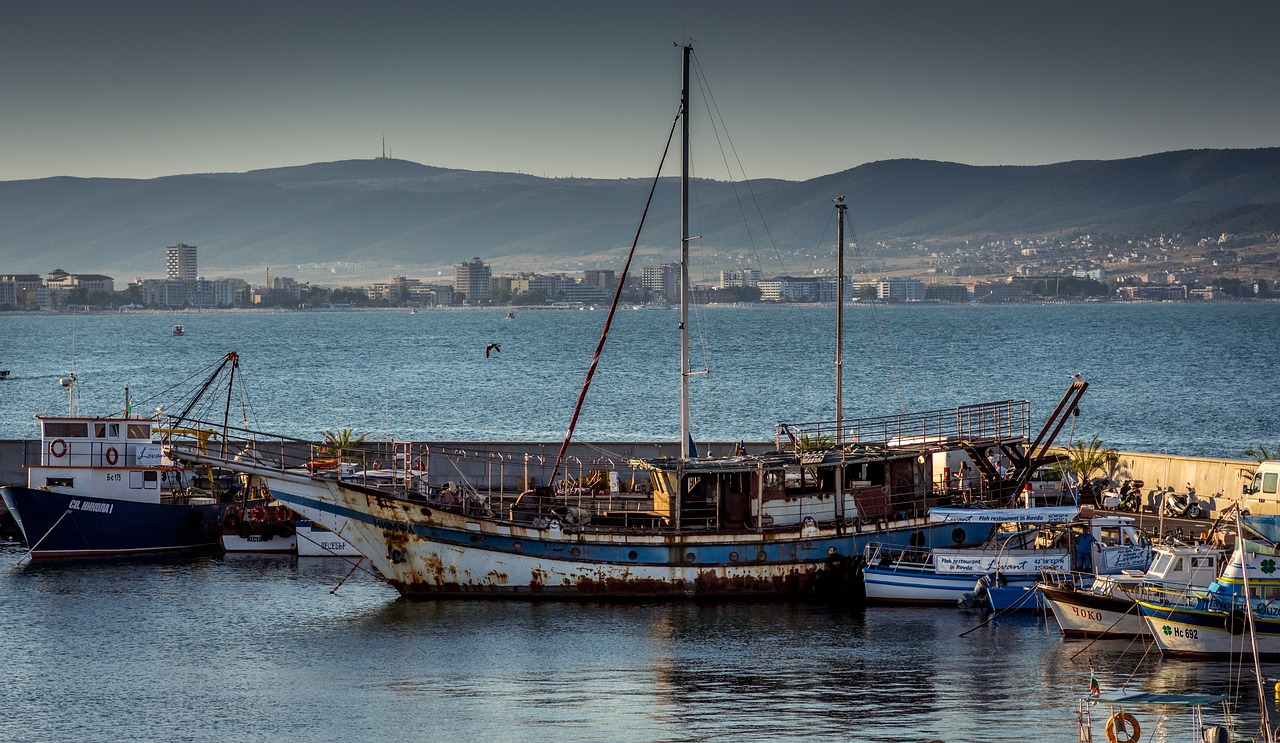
[1101,479,1144,512]
[1161,483,1206,519]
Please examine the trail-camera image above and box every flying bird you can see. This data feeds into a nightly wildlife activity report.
[485,343,501,358]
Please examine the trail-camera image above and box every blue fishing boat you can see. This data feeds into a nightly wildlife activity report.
[0,374,220,559]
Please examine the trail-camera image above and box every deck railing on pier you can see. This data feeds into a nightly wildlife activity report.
[775,399,1031,454]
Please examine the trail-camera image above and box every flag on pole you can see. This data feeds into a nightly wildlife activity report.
[1088,659,1100,696]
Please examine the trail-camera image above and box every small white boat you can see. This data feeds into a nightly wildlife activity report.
[172,324,185,336]
[862,507,1152,607]
[1138,514,1280,658]
[1076,690,1234,743]
[295,521,361,557]
[1040,539,1226,638]
[220,502,298,554]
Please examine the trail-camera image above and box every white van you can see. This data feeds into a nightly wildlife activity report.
[1243,461,1280,515]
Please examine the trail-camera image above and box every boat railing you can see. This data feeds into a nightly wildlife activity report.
[863,541,934,571]
[25,437,171,469]
[162,416,666,508]
[776,399,1031,454]
[1137,583,1217,610]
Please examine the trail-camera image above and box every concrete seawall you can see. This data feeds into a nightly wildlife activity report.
[1089,449,1257,515]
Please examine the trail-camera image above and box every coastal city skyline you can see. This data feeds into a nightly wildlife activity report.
[3,1,1278,183]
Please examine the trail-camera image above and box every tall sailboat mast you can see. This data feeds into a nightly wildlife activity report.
[834,196,847,443]
[679,43,692,459]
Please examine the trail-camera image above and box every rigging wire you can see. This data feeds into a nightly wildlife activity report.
[689,51,787,274]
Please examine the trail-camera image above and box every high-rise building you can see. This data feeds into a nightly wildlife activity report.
[165,243,198,281]
[455,257,492,305]
[641,263,679,301]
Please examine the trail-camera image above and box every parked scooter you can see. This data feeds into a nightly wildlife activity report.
[1161,483,1207,519]
[1101,479,1144,512]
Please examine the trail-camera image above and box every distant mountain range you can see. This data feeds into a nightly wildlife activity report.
[3,148,1279,280]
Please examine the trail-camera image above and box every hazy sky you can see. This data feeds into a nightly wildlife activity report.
[3,1,1277,183]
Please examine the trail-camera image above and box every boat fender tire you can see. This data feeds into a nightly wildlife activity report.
[277,523,294,537]
[49,438,68,458]
[260,524,275,541]
[1104,712,1140,743]
[1226,609,1247,636]
[104,447,119,466]
[237,522,251,540]
[224,507,242,529]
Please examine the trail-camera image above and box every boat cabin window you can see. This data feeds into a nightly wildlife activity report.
[127,424,150,440]
[45,477,74,488]
[43,422,88,438]
[94,423,121,439]
[130,470,159,489]
[1191,556,1216,569]
[1248,585,1280,601]
[1096,525,1142,547]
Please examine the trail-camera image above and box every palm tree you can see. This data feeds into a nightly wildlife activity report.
[1244,442,1280,463]
[1064,435,1119,486]
[320,427,369,463]
[798,433,834,452]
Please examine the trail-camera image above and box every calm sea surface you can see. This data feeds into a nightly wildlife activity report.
[1,302,1277,456]
[2,303,1279,741]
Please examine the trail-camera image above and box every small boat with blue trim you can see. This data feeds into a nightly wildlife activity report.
[1137,514,1280,658]
[862,507,1152,607]
[0,375,220,559]
[1040,537,1227,638]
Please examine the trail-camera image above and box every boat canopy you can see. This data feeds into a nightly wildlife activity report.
[1092,690,1227,706]
[1242,514,1280,543]
[929,506,1080,524]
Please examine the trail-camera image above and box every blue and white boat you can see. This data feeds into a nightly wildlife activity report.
[0,375,220,559]
[1137,514,1280,658]
[862,507,1152,608]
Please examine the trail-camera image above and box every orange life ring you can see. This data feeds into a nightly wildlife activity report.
[247,506,267,523]
[223,505,242,529]
[105,447,119,466]
[49,438,68,458]
[1105,712,1140,743]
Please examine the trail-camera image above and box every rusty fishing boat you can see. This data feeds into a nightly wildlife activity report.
[163,46,1082,598]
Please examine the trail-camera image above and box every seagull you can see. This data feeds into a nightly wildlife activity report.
[1068,372,1082,380]
[485,343,501,358]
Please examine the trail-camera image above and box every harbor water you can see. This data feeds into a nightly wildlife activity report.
[2,302,1279,741]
